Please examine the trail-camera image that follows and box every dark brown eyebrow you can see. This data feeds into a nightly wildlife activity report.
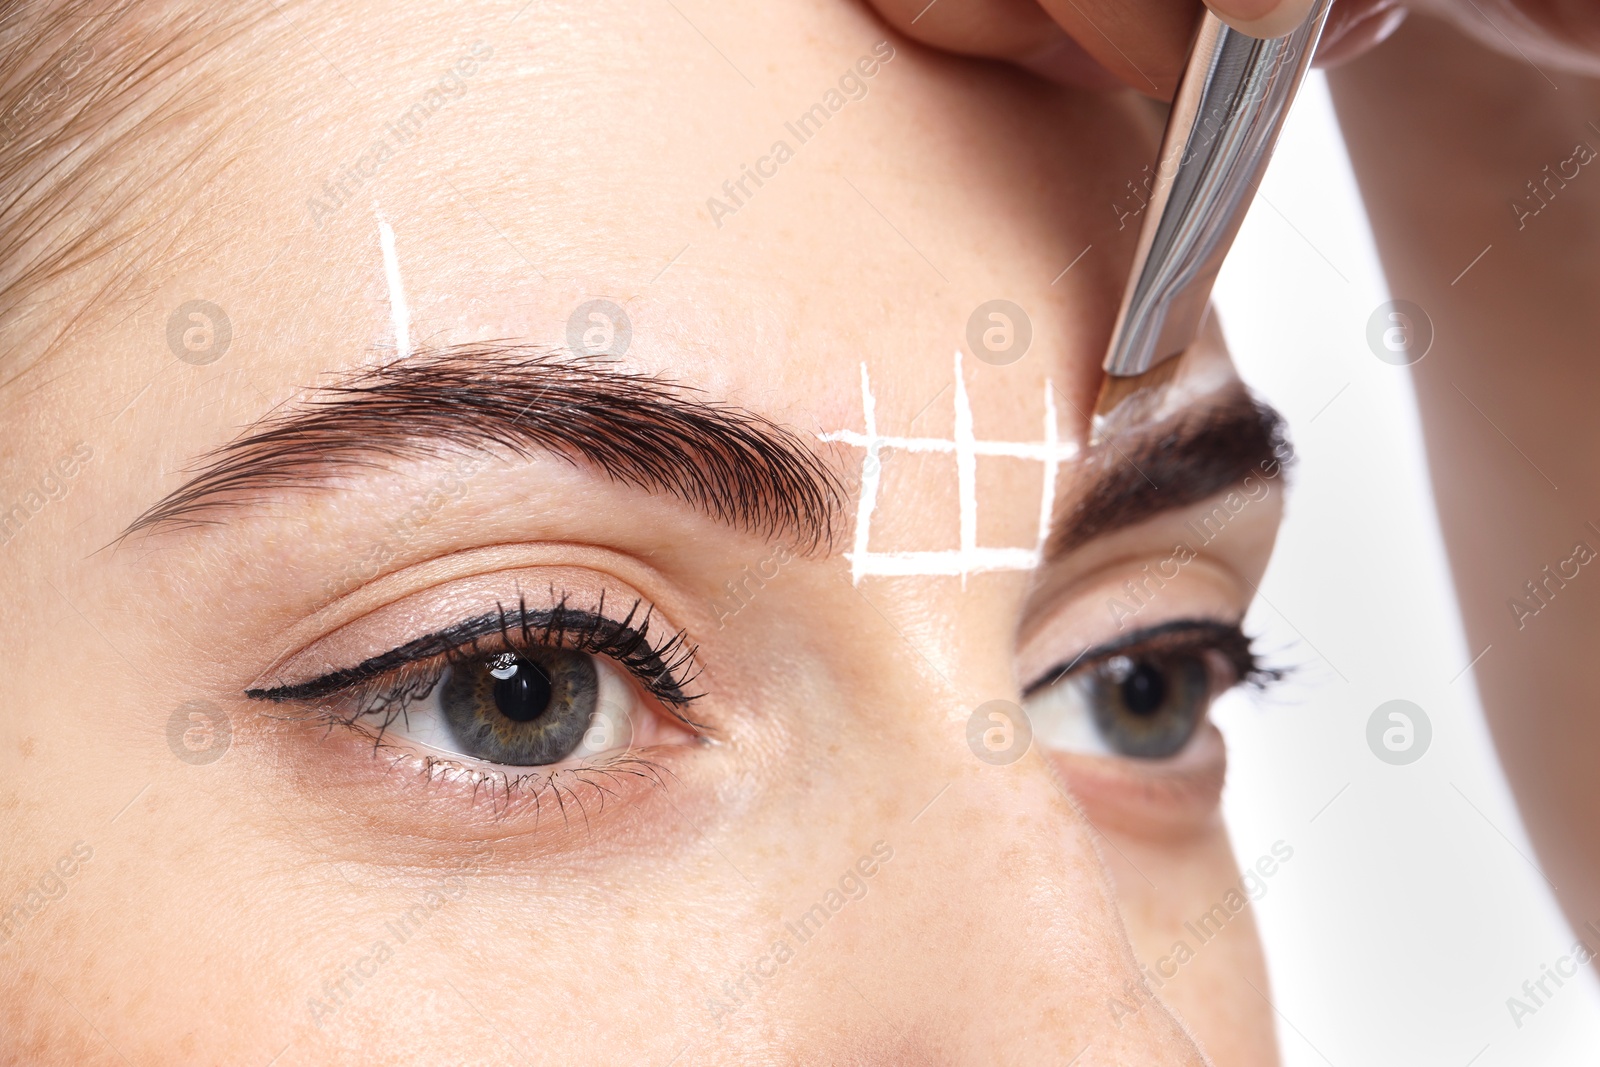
[1047,384,1291,560]
[118,344,845,553]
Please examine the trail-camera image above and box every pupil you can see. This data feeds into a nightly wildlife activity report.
[490,656,554,723]
[1120,661,1167,716]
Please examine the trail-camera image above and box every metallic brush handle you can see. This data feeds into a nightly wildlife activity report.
[1102,0,1333,378]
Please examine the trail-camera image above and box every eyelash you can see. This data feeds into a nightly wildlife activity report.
[243,607,1269,815]
[245,593,706,743]
[1023,619,1286,697]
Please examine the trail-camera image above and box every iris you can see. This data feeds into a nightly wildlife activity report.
[1085,652,1210,759]
[439,647,599,765]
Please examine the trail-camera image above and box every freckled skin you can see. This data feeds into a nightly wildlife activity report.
[0,0,1307,1063]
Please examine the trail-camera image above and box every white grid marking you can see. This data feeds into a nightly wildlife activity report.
[376,209,411,359]
[954,357,977,577]
[851,361,882,566]
[820,351,1080,584]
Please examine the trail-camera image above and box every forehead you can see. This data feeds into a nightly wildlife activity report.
[4,0,1162,451]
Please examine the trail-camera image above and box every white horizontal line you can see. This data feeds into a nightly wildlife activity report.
[819,429,1080,462]
[846,548,1041,576]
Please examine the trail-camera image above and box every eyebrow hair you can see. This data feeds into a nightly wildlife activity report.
[119,344,846,553]
[1046,385,1290,559]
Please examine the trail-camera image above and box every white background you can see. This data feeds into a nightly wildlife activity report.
[1210,73,1600,1066]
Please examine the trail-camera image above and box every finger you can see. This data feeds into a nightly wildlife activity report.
[874,0,1204,97]
[1313,0,1409,68]
[872,0,1399,98]
[1203,0,1318,39]
[869,0,1078,65]
[1031,0,1201,95]
[1031,0,1397,95]
[869,0,1133,90]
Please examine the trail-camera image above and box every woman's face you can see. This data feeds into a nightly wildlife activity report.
[1,1,1289,1062]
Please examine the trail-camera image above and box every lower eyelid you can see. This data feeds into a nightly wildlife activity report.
[1044,725,1229,837]
[296,716,683,828]
[252,679,700,841]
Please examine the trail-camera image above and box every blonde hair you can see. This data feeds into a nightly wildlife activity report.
[0,0,276,385]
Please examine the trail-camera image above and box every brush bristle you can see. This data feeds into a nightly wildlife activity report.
[1091,358,1181,433]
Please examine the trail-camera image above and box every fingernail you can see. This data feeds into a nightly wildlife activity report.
[1204,0,1317,39]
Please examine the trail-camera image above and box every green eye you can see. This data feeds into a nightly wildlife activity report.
[438,647,602,766]
[246,601,700,776]
[1023,621,1264,761]
[1077,651,1211,759]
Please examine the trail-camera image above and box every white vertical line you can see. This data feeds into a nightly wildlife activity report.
[376,210,411,359]
[952,350,977,589]
[851,362,881,586]
[1036,381,1058,550]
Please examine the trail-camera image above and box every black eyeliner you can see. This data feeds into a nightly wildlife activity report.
[1023,618,1279,697]
[246,594,702,711]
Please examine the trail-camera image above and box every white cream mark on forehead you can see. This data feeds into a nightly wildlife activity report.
[376,208,411,360]
[820,351,1079,585]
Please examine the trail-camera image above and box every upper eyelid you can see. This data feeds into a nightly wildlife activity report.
[1021,618,1252,697]
[245,598,702,709]
[246,612,505,701]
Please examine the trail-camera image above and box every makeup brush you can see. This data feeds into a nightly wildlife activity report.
[1092,0,1333,435]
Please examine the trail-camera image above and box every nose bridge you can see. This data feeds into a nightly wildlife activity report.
[769,729,1212,1065]
[735,563,1213,1063]
[934,755,1210,1061]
